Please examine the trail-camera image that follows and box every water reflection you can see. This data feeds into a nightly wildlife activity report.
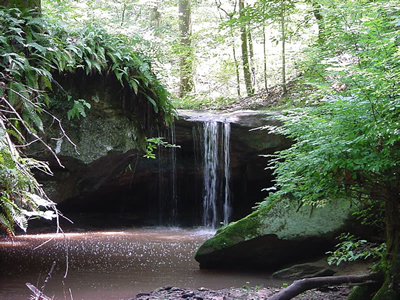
[0,228,276,300]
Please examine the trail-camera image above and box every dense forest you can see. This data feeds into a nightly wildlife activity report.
[1,0,400,299]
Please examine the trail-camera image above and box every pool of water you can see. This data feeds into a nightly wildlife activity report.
[0,228,280,300]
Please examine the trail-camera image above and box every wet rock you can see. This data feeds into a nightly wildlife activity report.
[135,293,151,297]
[182,291,195,298]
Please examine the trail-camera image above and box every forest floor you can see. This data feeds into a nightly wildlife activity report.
[128,284,351,300]
[127,261,374,300]
[220,75,314,112]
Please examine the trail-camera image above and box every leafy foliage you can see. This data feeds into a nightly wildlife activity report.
[327,233,385,266]
[144,137,180,159]
[0,6,175,233]
[67,98,91,120]
[260,0,400,209]
[258,0,400,296]
[0,122,57,234]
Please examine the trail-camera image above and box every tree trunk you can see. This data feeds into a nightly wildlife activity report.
[121,2,127,26]
[280,0,287,95]
[150,3,161,30]
[239,0,254,96]
[215,0,241,96]
[2,0,41,13]
[268,273,383,300]
[248,26,256,90]
[232,42,241,97]
[373,195,400,300]
[310,0,324,44]
[178,0,194,97]
[262,26,269,92]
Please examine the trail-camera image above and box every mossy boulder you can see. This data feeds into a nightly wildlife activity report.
[195,199,361,269]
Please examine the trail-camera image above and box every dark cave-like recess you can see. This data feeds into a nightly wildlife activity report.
[52,115,290,229]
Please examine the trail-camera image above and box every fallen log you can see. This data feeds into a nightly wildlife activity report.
[268,272,383,300]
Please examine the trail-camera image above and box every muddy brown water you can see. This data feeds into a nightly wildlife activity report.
[0,228,283,300]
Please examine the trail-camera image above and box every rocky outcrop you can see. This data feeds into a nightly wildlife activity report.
[194,199,362,269]
[34,106,290,228]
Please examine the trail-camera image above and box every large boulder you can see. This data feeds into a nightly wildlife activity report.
[195,199,361,270]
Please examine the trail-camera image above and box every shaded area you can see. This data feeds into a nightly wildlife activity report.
[37,110,290,230]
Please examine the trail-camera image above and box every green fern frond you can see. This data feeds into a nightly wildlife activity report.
[0,213,15,236]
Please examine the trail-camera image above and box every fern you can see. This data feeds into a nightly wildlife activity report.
[0,213,15,236]
[0,6,176,233]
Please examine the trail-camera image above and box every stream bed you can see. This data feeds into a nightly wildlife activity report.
[0,228,281,300]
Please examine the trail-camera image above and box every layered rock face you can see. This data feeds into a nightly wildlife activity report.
[36,108,290,228]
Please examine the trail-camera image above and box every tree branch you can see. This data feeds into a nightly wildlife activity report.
[268,273,383,300]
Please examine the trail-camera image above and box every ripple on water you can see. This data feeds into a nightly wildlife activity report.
[0,227,276,300]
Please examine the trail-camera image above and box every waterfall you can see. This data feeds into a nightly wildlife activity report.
[223,122,231,226]
[202,121,219,228]
[156,123,178,226]
[170,122,178,224]
[202,120,231,228]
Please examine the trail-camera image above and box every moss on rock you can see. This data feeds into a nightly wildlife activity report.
[195,199,362,269]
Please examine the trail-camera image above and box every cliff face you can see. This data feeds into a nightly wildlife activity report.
[34,107,291,229]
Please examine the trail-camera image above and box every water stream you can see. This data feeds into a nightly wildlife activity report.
[0,228,280,300]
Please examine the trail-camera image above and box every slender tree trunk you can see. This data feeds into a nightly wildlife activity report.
[215,0,241,96]
[121,3,126,26]
[239,0,253,96]
[178,0,194,97]
[248,26,256,91]
[150,3,161,30]
[280,0,287,94]
[310,0,324,44]
[232,42,241,97]
[2,0,41,13]
[373,195,400,300]
[262,26,268,92]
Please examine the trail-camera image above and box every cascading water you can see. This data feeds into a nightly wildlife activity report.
[156,123,178,225]
[202,120,231,228]
[202,121,219,228]
[223,122,231,226]
[170,122,178,223]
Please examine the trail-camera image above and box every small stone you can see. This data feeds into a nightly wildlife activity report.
[182,291,195,298]
[136,293,150,297]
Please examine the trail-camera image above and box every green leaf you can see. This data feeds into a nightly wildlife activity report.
[145,94,158,113]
